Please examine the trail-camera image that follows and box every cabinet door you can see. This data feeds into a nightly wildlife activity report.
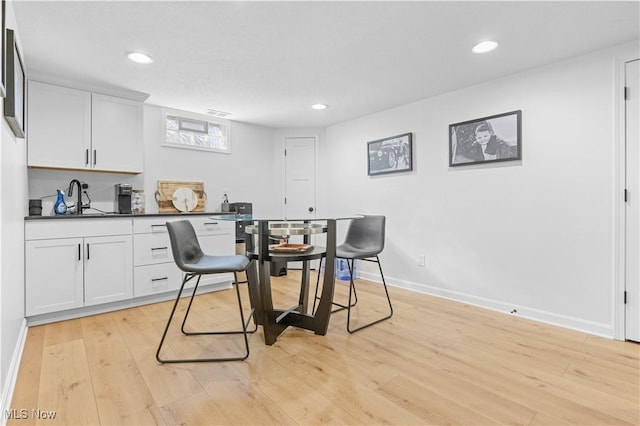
[25,238,84,316]
[27,81,91,169]
[91,94,143,173]
[84,235,133,306]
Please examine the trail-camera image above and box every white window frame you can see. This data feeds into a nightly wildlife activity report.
[161,107,231,154]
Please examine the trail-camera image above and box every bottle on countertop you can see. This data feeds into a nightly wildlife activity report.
[221,192,230,212]
[54,189,67,215]
[132,190,145,214]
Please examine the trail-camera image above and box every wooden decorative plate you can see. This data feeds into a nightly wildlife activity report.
[171,187,198,212]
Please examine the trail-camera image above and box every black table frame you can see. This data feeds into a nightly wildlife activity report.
[244,219,338,345]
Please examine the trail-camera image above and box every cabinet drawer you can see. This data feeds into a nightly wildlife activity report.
[188,217,232,235]
[25,218,132,240]
[134,233,173,266]
[134,263,182,297]
[133,216,233,235]
[133,217,170,234]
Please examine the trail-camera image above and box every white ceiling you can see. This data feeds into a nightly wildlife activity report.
[12,1,640,129]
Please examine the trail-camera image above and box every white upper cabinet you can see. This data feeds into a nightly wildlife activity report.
[27,81,144,174]
[27,81,91,170]
[91,94,143,173]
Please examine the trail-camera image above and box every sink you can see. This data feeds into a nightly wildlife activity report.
[71,212,123,217]
[34,213,116,219]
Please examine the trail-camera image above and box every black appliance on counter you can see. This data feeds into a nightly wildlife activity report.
[229,202,252,242]
[115,184,132,214]
[229,201,252,215]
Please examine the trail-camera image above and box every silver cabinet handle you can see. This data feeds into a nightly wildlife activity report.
[204,222,219,226]
[86,243,90,260]
[151,277,168,282]
[150,224,167,231]
[93,149,97,166]
[78,244,81,260]
[151,247,168,251]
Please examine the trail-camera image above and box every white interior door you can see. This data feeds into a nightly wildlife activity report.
[285,137,317,269]
[625,59,640,342]
[285,137,316,220]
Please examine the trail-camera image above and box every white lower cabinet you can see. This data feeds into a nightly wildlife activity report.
[25,238,84,316]
[133,216,235,297]
[25,218,133,317]
[25,215,234,320]
[84,235,133,306]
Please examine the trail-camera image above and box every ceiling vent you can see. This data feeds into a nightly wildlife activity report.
[206,109,231,118]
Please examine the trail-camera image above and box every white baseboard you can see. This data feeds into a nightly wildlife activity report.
[1,319,28,426]
[358,271,614,338]
[26,281,231,326]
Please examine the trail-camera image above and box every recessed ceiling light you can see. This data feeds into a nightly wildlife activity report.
[312,104,328,110]
[127,52,153,64]
[472,41,498,54]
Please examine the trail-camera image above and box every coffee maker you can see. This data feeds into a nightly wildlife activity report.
[115,184,133,214]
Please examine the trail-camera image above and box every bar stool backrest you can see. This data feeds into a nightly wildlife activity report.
[166,220,204,272]
[343,215,386,256]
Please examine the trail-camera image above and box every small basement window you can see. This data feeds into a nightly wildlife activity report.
[162,108,230,153]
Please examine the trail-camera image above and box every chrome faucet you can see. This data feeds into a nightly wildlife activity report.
[67,179,89,214]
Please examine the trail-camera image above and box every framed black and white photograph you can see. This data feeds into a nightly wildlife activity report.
[449,110,521,167]
[4,28,25,138]
[0,0,6,97]
[367,132,412,176]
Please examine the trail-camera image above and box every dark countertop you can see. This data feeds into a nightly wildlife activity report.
[24,211,231,221]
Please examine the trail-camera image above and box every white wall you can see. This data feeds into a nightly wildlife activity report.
[1,0,28,412]
[320,41,639,337]
[142,106,278,217]
[28,169,143,214]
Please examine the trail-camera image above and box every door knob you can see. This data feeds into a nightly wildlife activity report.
[308,207,314,212]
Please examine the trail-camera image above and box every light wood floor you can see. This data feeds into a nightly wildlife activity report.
[8,271,640,425]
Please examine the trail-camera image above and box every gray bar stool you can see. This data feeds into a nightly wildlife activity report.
[156,220,255,363]
[313,215,393,333]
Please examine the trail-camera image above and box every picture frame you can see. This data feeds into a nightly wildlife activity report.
[4,28,25,138]
[367,132,413,176]
[0,0,6,98]
[449,110,522,167]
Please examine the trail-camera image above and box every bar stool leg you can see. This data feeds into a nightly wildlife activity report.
[312,257,358,314]
[156,273,194,363]
[346,256,393,334]
[180,273,257,336]
[156,272,254,363]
